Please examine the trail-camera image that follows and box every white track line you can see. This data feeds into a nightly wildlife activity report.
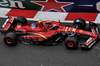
[34,11,68,21]
[95,14,100,24]
[0,8,11,18]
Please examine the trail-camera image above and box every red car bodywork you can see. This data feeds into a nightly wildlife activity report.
[1,17,100,49]
[14,20,61,41]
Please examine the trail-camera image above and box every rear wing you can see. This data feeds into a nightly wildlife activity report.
[0,17,16,33]
[3,17,15,31]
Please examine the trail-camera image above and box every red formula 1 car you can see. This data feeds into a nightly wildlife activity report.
[0,16,100,49]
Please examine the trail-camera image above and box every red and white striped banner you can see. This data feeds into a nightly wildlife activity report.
[0,7,100,23]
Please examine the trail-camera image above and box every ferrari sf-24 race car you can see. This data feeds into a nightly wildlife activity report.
[0,16,100,49]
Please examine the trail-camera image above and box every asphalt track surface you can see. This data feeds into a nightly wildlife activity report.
[0,18,100,66]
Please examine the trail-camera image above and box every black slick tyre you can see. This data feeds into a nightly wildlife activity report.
[65,36,78,49]
[17,16,28,24]
[73,18,86,29]
[4,32,17,46]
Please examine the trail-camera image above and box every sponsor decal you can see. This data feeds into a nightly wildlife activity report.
[0,0,25,8]
[80,30,83,33]
[72,28,76,32]
[17,25,21,28]
[86,37,92,43]
[65,27,68,32]
[0,0,100,12]
[68,27,71,31]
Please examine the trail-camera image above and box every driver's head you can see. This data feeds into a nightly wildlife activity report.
[38,20,42,24]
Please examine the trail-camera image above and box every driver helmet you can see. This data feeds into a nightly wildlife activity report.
[38,20,42,24]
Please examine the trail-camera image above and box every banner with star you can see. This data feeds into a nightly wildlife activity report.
[0,0,100,13]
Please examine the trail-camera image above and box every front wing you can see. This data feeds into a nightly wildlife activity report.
[80,27,100,48]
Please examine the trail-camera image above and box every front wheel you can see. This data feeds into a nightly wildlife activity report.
[64,36,78,49]
[73,18,86,29]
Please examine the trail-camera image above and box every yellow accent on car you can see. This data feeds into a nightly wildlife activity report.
[65,27,68,32]
[80,30,83,33]
[27,32,48,39]
[38,34,48,39]
[38,38,44,41]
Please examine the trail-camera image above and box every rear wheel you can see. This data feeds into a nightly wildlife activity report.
[65,36,78,49]
[17,16,28,24]
[4,32,17,46]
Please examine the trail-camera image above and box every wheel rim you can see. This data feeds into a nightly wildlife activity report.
[67,42,74,48]
[5,38,13,44]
